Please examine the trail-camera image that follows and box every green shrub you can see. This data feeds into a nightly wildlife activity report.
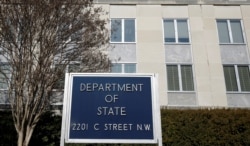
[0,111,16,146]
[29,112,62,146]
[1,109,250,146]
[0,111,61,146]
[161,109,250,146]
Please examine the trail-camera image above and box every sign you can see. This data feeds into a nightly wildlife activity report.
[61,73,162,145]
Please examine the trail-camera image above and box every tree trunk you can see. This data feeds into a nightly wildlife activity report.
[17,126,34,146]
[17,131,24,146]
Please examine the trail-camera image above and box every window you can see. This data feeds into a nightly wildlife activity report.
[223,65,250,92]
[57,19,83,42]
[111,19,135,43]
[167,65,194,91]
[163,19,189,43]
[57,23,70,42]
[68,63,80,72]
[71,18,83,42]
[111,63,136,73]
[0,64,10,90]
[217,19,244,44]
[53,64,65,89]
[5,18,23,42]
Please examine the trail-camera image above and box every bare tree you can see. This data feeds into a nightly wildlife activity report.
[0,0,110,145]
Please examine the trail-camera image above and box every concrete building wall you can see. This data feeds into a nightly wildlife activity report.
[190,5,228,107]
[136,5,167,105]
[1,1,250,109]
[103,1,250,108]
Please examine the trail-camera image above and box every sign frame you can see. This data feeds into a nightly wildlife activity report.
[60,73,162,146]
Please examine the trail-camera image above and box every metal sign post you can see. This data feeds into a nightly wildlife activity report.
[60,73,162,146]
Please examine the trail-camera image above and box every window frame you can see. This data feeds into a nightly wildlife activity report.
[0,63,11,90]
[110,18,136,43]
[166,64,195,92]
[163,19,190,44]
[111,63,136,73]
[216,19,245,44]
[57,19,85,43]
[223,64,250,93]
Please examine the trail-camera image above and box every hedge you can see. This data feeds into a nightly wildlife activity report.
[1,109,250,146]
[0,111,61,146]
[161,109,250,146]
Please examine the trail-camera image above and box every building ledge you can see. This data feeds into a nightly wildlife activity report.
[94,0,250,5]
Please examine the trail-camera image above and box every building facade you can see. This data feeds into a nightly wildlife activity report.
[0,0,250,109]
[96,0,250,108]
